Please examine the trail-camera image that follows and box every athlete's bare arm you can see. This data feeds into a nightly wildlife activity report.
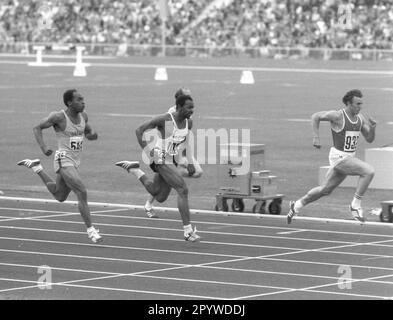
[33,111,65,156]
[311,110,342,149]
[82,113,98,141]
[135,114,170,150]
[359,113,377,143]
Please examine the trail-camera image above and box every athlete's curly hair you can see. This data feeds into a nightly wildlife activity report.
[342,89,362,105]
[175,94,193,109]
[63,89,77,107]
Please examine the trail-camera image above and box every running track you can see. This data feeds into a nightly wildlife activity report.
[0,196,393,300]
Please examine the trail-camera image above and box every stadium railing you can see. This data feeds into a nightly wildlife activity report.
[1,42,392,61]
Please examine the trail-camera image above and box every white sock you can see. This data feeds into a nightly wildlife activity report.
[87,226,95,233]
[183,224,193,235]
[351,194,362,209]
[130,168,145,180]
[294,200,304,213]
[32,164,43,174]
[145,197,154,209]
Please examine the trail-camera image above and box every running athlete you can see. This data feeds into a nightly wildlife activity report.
[143,87,203,218]
[115,94,201,242]
[17,89,102,243]
[287,89,376,223]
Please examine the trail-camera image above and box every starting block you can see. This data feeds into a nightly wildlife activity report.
[28,46,50,66]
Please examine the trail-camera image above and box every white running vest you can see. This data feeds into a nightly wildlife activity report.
[160,112,188,157]
[55,110,85,165]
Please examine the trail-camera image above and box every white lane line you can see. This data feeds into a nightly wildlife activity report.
[0,218,361,246]
[59,211,393,240]
[0,248,187,267]
[260,256,393,272]
[0,263,118,276]
[0,260,231,300]
[0,262,291,292]
[286,118,310,122]
[0,277,228,300]
[1,235,392,299]
[277,229,305,235]
[0,212,78,222]
[0,230,301,253]
[2,209,392,248]
[0,207,75,214]
[0,236,248,259]
[3,59,393,75]
[235,270,393,300]
[90,208,130,214]
[3,196,391,228]
[1,224,393,260]
[2,244,393,296]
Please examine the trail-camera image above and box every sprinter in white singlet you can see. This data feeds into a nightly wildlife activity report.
[288,89,377,223]
[115,94,201,242]
[143,87,203,218]
[17,89,102,243]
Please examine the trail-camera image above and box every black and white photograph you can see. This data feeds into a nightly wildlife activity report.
[0,0,392,306]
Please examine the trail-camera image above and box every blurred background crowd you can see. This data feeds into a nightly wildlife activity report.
[0,0,392,50]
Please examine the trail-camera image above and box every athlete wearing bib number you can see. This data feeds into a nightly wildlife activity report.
[143,88,203,219]
[288,89,377,223]
[53,110,85,173]
[17,90,102,243]
[149,111,189,171]
[115,94,201,242]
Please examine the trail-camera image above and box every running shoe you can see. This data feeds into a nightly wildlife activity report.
[144,201,158,218]
[17,159,41,169]
[87,227,103,243]
[115,160,140,172]
[350,205,365,222]
[287,200,297,224]
[184,226,201,242]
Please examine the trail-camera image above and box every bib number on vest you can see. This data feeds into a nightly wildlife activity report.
[344,131,360,152]
[54,151,66,161]
[166,141,179,156]
[70,136,83,151]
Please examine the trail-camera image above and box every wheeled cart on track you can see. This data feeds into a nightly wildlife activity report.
[214,143,284,215]
[215,192,284,214]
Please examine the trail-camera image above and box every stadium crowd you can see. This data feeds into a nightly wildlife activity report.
[0,0,392,50]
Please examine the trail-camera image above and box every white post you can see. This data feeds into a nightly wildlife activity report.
[73,46,87,77]
[28,46,47,66]
[76,46,85,64]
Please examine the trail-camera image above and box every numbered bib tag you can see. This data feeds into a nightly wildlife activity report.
[152,148,166,164]
[54,151,66,161]
[166,141,179,156]
[70,136,83,151]
[344,131,360,152]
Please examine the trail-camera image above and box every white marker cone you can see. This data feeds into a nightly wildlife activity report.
[240,70,255,84]
[154,67,168,81]
[73,63,87,77]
